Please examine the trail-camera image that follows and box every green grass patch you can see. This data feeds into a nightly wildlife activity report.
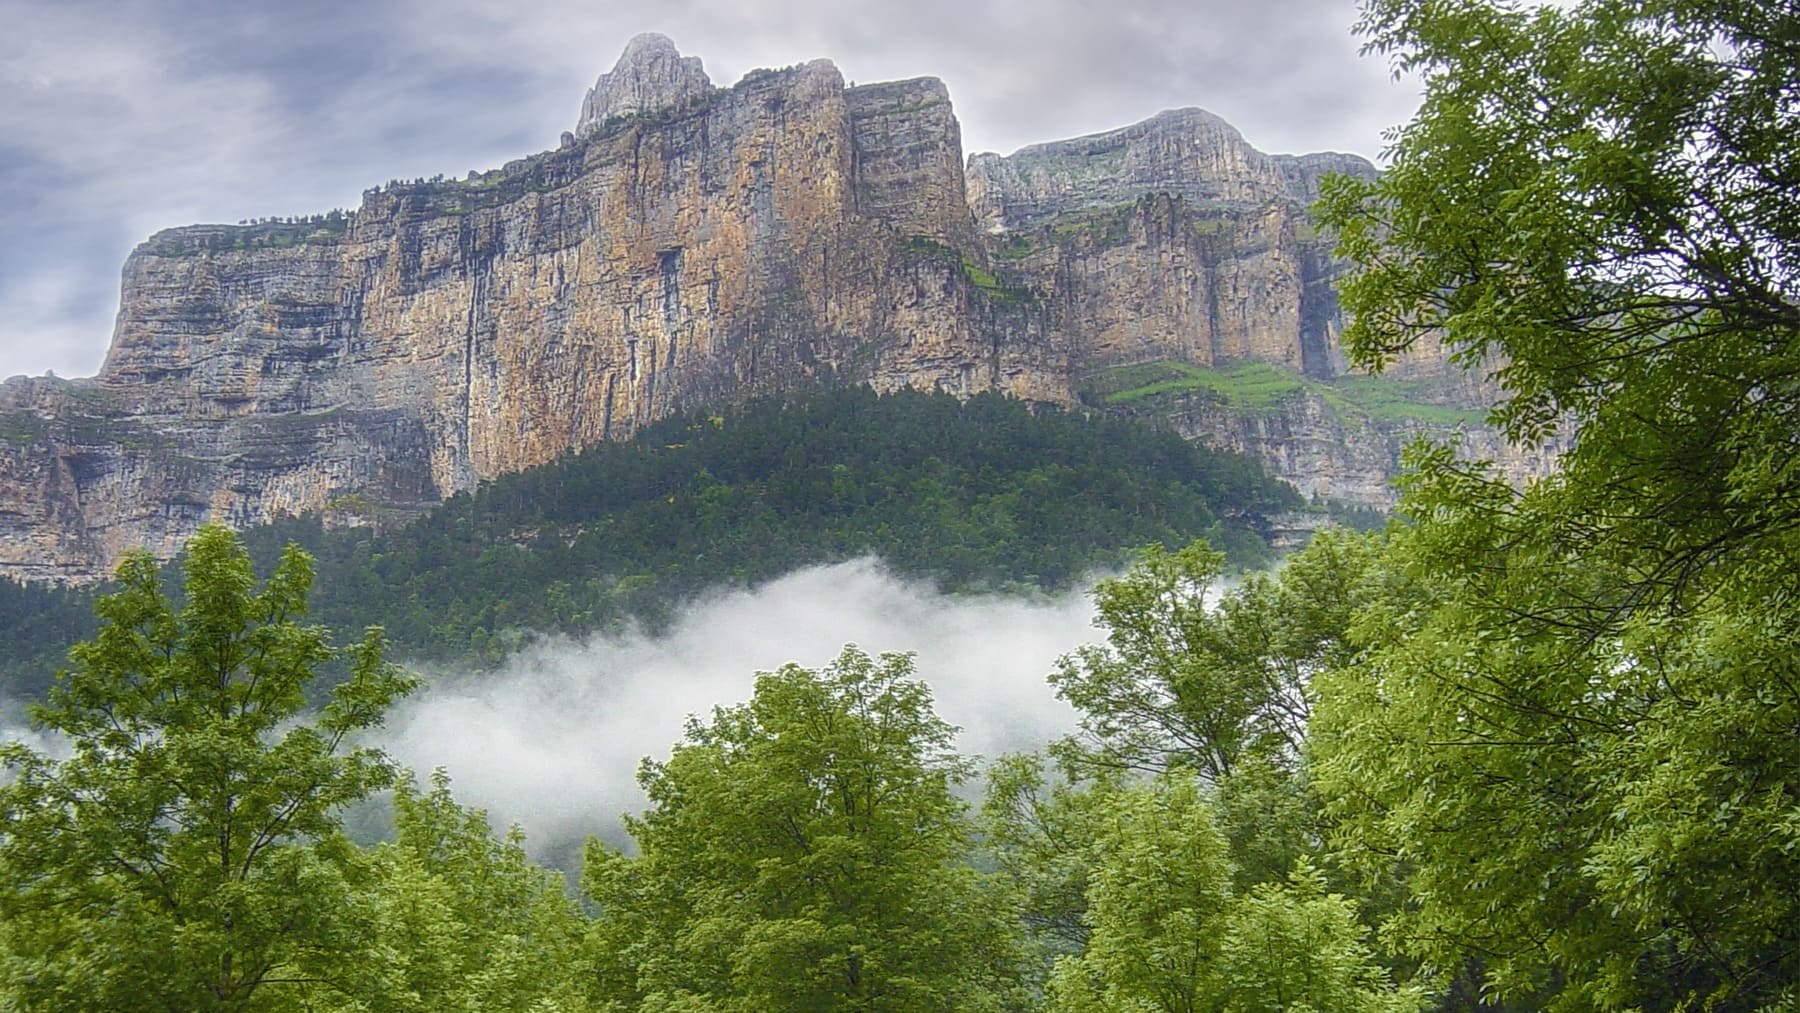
[0,414,46,444]
[899,235,959,263]
[960,255,1000,290]
[1088,360,1492,424]
[988,233,1038,261]
[1044,204,1137,245]
[900,236,1033,302]
[1316,375,1491,425]
[959,255,1034,303]
[1094,361,1306,412]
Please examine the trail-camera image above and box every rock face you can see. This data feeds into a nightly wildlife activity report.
[1114,389,1557,507]
[0,36,1532,582]
[575,32,713,136]
[966,108,1313,229]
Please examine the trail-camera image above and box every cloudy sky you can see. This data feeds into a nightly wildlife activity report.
[0,0,1418,382]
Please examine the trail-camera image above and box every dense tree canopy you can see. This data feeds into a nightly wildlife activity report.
[987,532,1429,1011]
[323,770,590,1012]
[1042,777,1421,1013]
[1321,0,1800,594]
[1050,531,1382,781]
[582,647,1026,1011]
[0,526,417,1010]
[0,387,1303,695]
[258,388,1297,666]
[1312,0,1800,1008]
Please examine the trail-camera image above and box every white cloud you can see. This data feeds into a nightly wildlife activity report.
[376,557,1098,854]
[0,557,1108,854]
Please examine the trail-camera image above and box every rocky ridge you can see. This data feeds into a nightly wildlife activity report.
[0,36,1526,582]
[575,32,714,136]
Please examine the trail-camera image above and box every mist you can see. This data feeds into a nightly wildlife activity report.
[375,558,1104,855]
[0,698,64,760]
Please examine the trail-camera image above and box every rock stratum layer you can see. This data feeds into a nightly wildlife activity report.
[0,36,1524,582]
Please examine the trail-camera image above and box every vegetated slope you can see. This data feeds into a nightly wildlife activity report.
[0,579,94,704]
[0,388,1299,700]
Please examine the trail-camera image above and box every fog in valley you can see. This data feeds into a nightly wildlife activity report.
[0,557,1106,860]
[375,558,1102,855]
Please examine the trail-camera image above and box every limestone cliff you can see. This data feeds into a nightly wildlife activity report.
[966,108,1315,228]
[0,37,1529,582]
[576,32,714,135]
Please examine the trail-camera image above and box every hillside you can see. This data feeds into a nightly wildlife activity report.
[0,387,1300,700]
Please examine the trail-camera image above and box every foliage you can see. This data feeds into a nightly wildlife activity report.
[981,754,1118,970]
[241,387,1292,670]
[1312,469,1800,1011]
[0,574,97,703]
[1320,0,1800,590]
[988,534,1423,1005]
[581,646,1026,1011]
[313,770,590,1012]
[1217,862,1428,1013]
[0,388,1301,693]
[1042,776,1234,1013]
[0,526,418,1010]
[1311,0,1800,1007]
[1042,776,1422,1013]
[1050,531,1382,780]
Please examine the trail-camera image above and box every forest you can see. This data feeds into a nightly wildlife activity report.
[2,0,1797,1009]
[0,384,1300,700]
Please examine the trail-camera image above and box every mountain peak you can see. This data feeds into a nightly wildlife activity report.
[575,32,712,136]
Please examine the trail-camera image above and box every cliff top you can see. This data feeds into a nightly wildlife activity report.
[986,107,1242,161]
[965,106,1379,228]
[575,32,714,137]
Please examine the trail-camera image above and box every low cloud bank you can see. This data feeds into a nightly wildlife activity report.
[0,559,1109,855]
[377,558,1101,853]
[0,699,64,760]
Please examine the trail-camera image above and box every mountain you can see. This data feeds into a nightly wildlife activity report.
[0,387,1305,701]
[0,33,1527,583]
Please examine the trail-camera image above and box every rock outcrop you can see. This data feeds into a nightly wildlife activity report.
[0,36,1532,582]
[575,32,713,136]
[966,107,1324,230]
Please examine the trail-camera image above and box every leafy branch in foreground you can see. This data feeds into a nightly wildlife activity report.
[1312,0,1800,1008]
[0,525,417,1010]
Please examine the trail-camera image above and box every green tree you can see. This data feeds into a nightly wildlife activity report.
[1043,777,1421,1013]
[1218,861,1427,1013]
[1051,532,1381,782]
[1043,777,1234,1013]
[1320,0,1799,593]
[1313,483,1800,1011]
[1044,532,1389,900]
[581,646,1024,1011]
[0,525,418,1011]
[1312,0,1800,1007]
[981,753,1118,957]
[317,770,590,1012]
